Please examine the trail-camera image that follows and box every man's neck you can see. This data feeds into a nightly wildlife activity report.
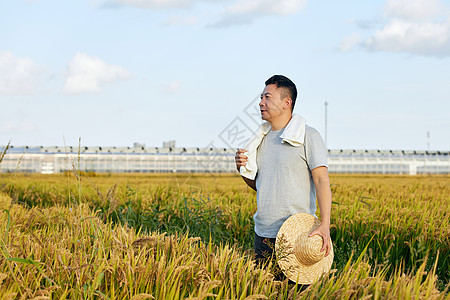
[270,114,292,131]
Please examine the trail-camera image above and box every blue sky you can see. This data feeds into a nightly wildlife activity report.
[1,0,449,150]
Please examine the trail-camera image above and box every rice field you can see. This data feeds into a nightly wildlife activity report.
[0,172,449,299]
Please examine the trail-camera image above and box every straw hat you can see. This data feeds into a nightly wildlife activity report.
[275,213,334,284]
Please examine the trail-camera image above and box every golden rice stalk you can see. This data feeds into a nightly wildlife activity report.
[0,193,12,208]
[132,236,158,248]
[1,293,17,300]
[0,141,10,164]
[0,273,7,285]
[187,237,202,243]
[130,294,155,300]
[244,294,269,299]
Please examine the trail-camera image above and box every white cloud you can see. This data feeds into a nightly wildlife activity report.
[227,0,306,15]
[347,19,380,30]
[100,0,307,27]
[0,120,37,134]
[339,33,362,52]
[101,0,216,9]
[210,0,307,27]
[384,0,442,21]
[63,53,130,94]
[102,0,190,9]
[364,19,450,57]
[342,0,450,57]
[0,51,43,94]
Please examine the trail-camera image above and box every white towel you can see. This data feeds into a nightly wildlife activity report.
[239,114,307,180]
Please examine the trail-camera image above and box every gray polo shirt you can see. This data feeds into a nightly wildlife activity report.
[254,125,328,238]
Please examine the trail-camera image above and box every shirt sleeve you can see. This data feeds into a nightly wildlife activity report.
[305,127,328,170]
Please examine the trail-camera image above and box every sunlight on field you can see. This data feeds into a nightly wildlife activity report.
[0,173,448,299]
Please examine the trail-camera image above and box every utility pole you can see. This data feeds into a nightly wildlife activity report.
[427,131,430,151]
[325,101,328,149]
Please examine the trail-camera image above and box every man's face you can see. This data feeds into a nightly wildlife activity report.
[259,84,286,122]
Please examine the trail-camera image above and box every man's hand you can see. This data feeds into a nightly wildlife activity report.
[235,149,248,172]
[235,149,256,190]
[309,223,332,257]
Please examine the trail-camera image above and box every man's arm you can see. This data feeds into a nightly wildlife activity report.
[235,149,257,191]
[309,166,332,256]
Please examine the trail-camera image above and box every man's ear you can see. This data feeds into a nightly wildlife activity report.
[283,97,292,111]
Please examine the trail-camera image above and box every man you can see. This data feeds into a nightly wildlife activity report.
[235,75,332,266]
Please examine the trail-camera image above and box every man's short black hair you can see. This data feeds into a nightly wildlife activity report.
[265,75,297,111]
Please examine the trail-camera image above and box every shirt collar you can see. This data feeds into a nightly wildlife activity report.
[260,114,306,146]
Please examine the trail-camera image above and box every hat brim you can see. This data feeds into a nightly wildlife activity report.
[275,213,334,284]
